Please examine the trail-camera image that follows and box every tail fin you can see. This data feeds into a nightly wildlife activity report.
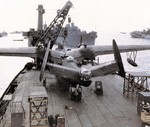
[113,39,125,78]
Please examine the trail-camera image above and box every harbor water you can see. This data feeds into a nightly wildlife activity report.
[0,32,150,97]
[0,33,32,97]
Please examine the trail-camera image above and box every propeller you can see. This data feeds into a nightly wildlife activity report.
[39,41,51,81]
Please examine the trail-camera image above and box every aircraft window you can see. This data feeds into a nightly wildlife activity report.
[66,56,74,62]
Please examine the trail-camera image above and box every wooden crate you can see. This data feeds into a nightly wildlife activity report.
[137,92,150,115]
[29,86,48,127]
[141,111,150,123]
[57,116,65,127]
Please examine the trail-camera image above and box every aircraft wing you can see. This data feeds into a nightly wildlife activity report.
[47,60,119,80]
[66,42,150,62]
[91,44,150,56]
[46,62,80,80]
[1,41,150,64]
[0,47,38,57]
[0,47,65,63]
[89,60,119,77]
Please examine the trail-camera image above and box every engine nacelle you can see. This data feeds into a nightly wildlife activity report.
[80,68,91,81]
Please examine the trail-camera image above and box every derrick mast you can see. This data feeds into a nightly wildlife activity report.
[23,1,72,48]
[35,1,73,49]
[37,5,45,32]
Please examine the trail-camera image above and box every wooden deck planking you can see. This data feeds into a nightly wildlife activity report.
[93,75,141,126]
[45,73,141,127]
[47,89,54,116]
[81,98,110,127]
[99,75,137,110]
[51,89,65,115]
[103,74,138,106]
[23,72,142,127]
[83,86,129,127]
[88,89,138,127]
[60,92,83,127]
[1,70,143,127]
[71,101,94,127]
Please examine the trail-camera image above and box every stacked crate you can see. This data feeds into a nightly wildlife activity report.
[29,86,48,127]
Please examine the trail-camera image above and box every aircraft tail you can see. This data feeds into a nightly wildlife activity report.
[113,39,125,78]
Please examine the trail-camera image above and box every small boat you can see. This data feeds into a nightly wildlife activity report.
[0,31,8,37]
[130,29,150,39]
[13,39,23,41]
[120,32,126,34]
[10,31,22,34]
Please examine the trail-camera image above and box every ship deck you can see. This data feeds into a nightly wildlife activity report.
[1,69,142,127]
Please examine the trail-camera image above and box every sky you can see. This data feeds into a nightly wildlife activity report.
[0,0,150,34]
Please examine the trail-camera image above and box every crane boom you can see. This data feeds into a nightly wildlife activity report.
[35,1,73,49]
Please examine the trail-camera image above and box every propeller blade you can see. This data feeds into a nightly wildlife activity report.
[39,41,51,81]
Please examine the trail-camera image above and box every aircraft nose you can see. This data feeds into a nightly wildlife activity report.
[80,69,91,81]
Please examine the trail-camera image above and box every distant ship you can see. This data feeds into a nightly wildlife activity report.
[10,31,22,34]
[130,29,150,39]
[26,17,97,48]
[0,31,7,37]
[56,17,97,48]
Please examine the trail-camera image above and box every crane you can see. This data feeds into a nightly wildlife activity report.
[23,1,73,49]
[35,1,73,49]
[23,1,73,80]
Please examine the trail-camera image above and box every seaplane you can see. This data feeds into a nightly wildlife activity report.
[0,1,150,101]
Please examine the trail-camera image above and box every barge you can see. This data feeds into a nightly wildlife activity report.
[0,68,143,127]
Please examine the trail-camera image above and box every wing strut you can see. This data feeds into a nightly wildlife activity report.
[126,51,138,67]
